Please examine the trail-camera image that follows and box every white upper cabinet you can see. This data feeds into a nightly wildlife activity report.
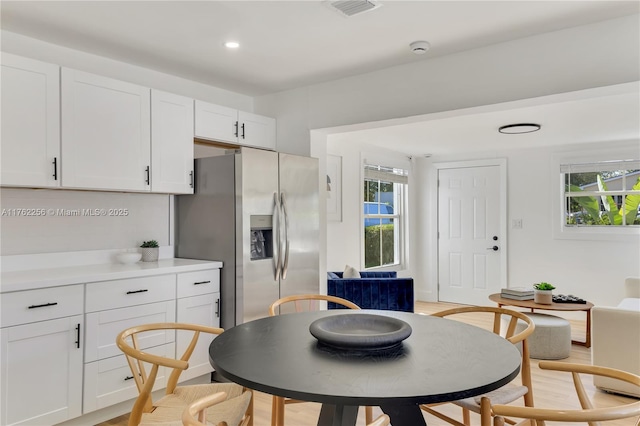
[151,90,194,194]
[194,100,238,144]
[194,100,276,150]
[238,111,276,150]
[1,53,61,187]
[61,68,151,191]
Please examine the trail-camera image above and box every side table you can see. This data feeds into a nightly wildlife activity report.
[488,293,594,348]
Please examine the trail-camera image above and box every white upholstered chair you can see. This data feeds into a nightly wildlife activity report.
[591,276,640,397]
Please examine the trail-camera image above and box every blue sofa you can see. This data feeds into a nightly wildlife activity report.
[327,271,414,313]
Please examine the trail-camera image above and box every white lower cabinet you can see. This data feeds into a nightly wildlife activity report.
[176,269,220,382]
[83,277,176,414]
[176,294,219,382]
[1,264,222,423]
[0,284,84,426]
[83,342,175,413]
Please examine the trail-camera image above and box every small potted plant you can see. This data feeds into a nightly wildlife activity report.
[533,282,556,304]
[140,240,159,262]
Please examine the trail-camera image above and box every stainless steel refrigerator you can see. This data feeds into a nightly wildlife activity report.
[176,147,319,329]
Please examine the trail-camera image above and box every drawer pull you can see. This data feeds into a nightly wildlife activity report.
[124,373,141,381]
[193,281,211,285]
[75,323,81,349]
[126,289,149,295]
[28,302,58,309]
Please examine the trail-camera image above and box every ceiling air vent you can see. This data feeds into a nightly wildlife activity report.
[328,0,381,17]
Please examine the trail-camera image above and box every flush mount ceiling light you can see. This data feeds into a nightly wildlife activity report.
[224,41,240,49]
[410,40,431,55]
[498,123,541,134]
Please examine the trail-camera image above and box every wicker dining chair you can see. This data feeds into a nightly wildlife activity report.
[420,306,536,426]
[182,391,253,426]
[116,322,253,426]
[492,361,640,426]
[268,294,372,426]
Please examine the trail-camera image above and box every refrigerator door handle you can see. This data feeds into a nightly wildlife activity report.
[273,192,282,281]
[281,192,290,280]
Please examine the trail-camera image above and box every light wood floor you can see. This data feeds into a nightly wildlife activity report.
[98,301,639,426]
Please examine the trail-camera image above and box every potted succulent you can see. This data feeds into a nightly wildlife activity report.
[533,282,556,304]
[140,240,159,262]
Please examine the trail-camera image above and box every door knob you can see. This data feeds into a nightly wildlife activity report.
[486,246,499,251]
[493,236,498,241]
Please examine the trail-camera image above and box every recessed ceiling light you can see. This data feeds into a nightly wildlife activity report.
[498,123,541,134]
[224,41,240,49]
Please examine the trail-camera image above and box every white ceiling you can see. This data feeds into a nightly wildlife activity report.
[1,1,639,96]
[2,1,639,155]
[329,85,640,156]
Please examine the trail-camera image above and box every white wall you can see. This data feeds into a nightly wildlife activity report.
[324,138,640,307]
[256,15,640,307]
[0,189,170,255]
[255,15,640,156]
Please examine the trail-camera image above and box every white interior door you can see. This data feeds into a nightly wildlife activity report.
[438,163,506,305]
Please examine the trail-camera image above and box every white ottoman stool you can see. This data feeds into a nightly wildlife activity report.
[515,313,571,360]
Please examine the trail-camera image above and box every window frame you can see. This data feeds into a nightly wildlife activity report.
[360,155,409,271]
[552,149,640,242]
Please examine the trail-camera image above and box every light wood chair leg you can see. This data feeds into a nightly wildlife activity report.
[271,396,278,426]
[277,396,285,426]
[365,406,373,424]
[463,407,471,425]
[480,397,492,426]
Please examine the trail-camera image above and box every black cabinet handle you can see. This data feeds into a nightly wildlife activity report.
[193,280,211,285]
[234,121,239,137]
[190,170,194,188]
[75,323,81,349]
[53,157,58,180]
[145,166,150,185]
[126,289,149,295]
[215,299,220,318]
[124,375,134,381]
[28,302,58,309]
[241,123,245,139]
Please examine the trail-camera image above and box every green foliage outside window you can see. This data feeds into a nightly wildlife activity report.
[566,174,640,226]
[364,224,395,268]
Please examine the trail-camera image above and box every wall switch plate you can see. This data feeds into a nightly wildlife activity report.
[512,219,523,229]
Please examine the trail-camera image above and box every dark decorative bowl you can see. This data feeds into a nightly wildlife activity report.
[309,313,412,351]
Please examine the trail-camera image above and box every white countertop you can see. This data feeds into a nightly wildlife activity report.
[0,258,223,293]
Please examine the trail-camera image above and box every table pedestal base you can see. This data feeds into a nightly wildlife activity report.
[317,404,358,426]
[380,403,427,426]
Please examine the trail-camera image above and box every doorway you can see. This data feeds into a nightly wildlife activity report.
[437,160,507,306]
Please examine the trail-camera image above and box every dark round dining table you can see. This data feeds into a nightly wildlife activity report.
[209,309,521,426]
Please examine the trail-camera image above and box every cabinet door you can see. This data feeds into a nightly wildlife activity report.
[61,68,151,191]
[1,53,60,187]
[1,316,83,426]
[194,100,238,143]
[176,293,219,382]
[84,301,176,363]
[83,343,174,413]
[151,90,194,194]
[238,111,276,150]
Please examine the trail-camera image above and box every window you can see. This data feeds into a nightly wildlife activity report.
[363,163,408,269]
[562,159,640,227]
